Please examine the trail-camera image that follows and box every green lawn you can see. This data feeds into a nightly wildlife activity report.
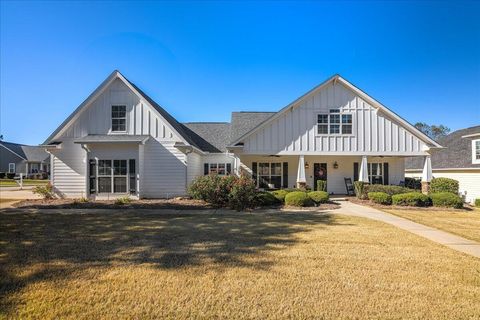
[0,179,48,187]
[1,208,479,319]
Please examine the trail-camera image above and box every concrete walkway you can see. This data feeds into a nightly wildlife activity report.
[334,201,480,259]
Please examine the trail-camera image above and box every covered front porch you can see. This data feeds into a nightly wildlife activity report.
[237,154,432,194]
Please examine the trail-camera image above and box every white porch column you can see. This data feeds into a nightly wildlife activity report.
[421,155,432,194]
[359,156,369,183]
[296,155,306,188]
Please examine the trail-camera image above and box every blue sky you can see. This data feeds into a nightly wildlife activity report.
[1,1,479,145]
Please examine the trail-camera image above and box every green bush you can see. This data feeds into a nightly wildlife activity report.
[307,191,329,204]
[405,177,421,190]
[430,192,463,209]
[392,192,432,207]
[188,175,236,207]
[0,172,5,179]
[228,175,257,211]
[256,191,280,206]
[270,189,290,202]
[364,184,414,196]
[316,180,327,192]
[285,191,313,207]
[367,192,392,205]
[354,181,367,199]
[475,199,480,207]
[32,182,55,200]
[6,173,15,179]
[430,178,459,194]
[115,196,132,205]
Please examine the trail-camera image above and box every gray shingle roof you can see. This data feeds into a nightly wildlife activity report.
[405,125,480,170]
[182,122,231,153]
[230,112,276,144]
[0,141,49,162]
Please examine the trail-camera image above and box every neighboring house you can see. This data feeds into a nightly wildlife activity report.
[43,70,440,199]
[0,141,50,176]
[405,126,480,203]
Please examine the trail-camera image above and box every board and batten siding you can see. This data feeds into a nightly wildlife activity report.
[242,82,428,155]
[50,77,197,198]
[58,78,181,142]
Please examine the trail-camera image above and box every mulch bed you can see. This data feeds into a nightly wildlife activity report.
[12,198,341,211]
[349,197,476,212]
[12,198,214,210]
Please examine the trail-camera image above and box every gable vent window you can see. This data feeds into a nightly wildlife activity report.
[317,109,352,135]
[112,105,126,132]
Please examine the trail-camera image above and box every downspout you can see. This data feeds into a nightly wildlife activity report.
[80,144,90,198]
[184,147,193,195]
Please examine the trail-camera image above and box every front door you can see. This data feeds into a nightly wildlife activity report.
[314,163,327,191]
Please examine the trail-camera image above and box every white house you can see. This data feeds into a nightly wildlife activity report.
[43,71,441,199]
[405,126,480,203]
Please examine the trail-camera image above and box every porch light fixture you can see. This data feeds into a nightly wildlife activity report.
[333,161,339,169]
[304,161,310,169]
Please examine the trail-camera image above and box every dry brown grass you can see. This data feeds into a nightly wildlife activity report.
[1,208,479,319]
[384,208,480,243]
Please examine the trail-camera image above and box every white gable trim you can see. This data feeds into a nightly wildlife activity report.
[44,71,191,147]
[229,75,442,149]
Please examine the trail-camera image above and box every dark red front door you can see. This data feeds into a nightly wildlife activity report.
[314,163,327,191]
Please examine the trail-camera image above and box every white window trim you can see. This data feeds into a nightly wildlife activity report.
[257,162,283,189]
[472,139,480,164]
[96,159,131,194]
[316,110,354,136]
[111,105,127,133]
[8,163,15,173]
[206,163,231,176]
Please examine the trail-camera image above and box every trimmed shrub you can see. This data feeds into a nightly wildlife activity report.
[256,191,280,206]
[32,182,55,200]
[364,184,413,196]
[430,192,463,209]
[188,175,236,207]
[270,189,290,202]
[0,172,5,179]
[354,181,367,199]
[405,177,421,190]
[430,178,459,194]
[368,192,392,205]
[308,191,329,204]
[228,175,257,211]
[392,192,432,207]
[285,191,313,207]
[475,198,480,207]
[316,180,327,192]
[6,173,15,179]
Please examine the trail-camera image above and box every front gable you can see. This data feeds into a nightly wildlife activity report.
[236,76,439,155]
[45,71,185,144]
